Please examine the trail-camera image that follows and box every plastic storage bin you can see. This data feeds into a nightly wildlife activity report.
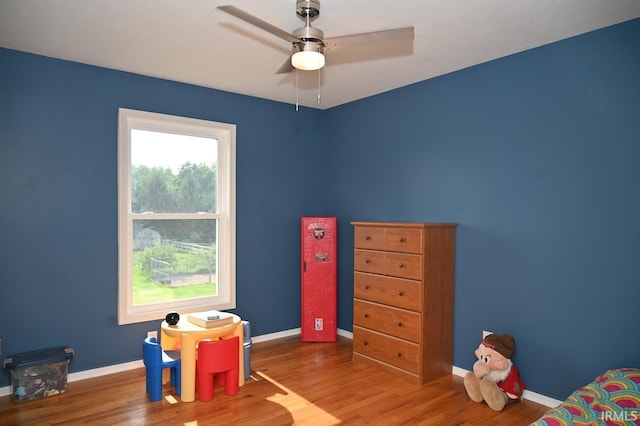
[3,346,74,402]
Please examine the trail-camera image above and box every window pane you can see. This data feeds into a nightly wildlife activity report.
[131,130,217,214]
[132,219,218,305]
[119,108,235,325]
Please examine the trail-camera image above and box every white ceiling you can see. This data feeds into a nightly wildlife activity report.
[1,0,639,109]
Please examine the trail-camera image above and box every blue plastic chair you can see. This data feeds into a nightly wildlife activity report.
[142,336,181,401]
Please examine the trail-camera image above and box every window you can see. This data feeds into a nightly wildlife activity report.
[118,108,236,325]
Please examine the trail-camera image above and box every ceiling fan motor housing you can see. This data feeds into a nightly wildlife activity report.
[292,39,324,55]
[293,26,324,43]
[292,26,325,62]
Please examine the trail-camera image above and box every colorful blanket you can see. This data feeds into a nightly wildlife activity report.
[531,368,640,426]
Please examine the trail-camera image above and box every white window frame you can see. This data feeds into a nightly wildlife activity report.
[117,108,236,325]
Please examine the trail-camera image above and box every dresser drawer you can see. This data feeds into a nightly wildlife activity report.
[353,326,420,374]
[354,225,424,254]
[354,226,385,250]
[354,250,422,280]
[384,227,423,254]
[354,300,421,343]
[384,252,422,280]
[354,272,421,311]
[354,249,385,274]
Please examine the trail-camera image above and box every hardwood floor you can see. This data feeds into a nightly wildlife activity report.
[0,336,549,425]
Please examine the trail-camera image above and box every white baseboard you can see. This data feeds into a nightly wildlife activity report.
[1,330,560,408]
[251,327,353,343]
[69,360,145,382]
[452,366,562,408]
[250,327,301,344]
[338,329,353,339]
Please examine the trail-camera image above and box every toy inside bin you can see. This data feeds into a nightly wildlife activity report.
[3,346,74,403]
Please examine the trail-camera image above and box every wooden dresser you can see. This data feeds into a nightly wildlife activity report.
[351,221,457,385]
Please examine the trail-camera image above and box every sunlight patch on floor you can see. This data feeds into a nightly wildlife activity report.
[255,371,342,425]
[165,395,179,404]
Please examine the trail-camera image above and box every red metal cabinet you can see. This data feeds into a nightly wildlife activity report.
[301,217,337,342]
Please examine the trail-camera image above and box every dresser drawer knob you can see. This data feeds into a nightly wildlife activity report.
[398,291,404,296]
[365,235,371,240]
[399,263,405,268]
[399,237,405,243]
[364,285,370,290]
[397,322,403,327]
[397,352,403,358]
[364,259,371,264]
[364,341,369,346]
[364,313,369,318]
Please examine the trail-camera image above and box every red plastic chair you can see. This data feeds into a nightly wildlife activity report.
[196,336,239,401]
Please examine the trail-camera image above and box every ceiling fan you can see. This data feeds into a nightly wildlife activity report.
[218,0,414,74]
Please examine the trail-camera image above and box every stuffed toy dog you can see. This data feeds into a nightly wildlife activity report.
[463,333,526,411]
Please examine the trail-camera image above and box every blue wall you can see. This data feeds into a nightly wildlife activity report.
[326,19,640,399]
[1,18,639,400]
[0,48,326,384]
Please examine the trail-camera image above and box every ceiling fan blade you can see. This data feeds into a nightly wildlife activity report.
[218,5,298,44]
[276,57,295,74]
[324,27,414,53]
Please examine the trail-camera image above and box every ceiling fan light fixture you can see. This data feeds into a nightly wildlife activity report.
[291,40,325,71]
[292,50,325,71]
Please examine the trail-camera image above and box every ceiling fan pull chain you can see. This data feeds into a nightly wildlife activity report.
[296,69,300,111]
[317,69,321,104]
